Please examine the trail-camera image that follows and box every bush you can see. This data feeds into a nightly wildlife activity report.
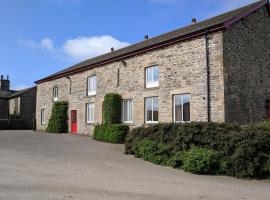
[181,146,218,174]
[125,122,270,178]
[134,139,171,165]
[93,124,129,144]
[102,93,122,124]
[46,101,68,133]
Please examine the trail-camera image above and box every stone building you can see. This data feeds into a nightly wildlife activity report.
[0,75,37,129]
[35,1,270,135]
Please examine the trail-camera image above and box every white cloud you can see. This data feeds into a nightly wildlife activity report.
[19,35,130,62]
[18,38,55,51]
[62,36,129,61]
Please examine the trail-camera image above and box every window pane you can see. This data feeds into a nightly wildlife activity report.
[88,76,97,94]
[174,95,182,122]
[153,66,159,82]
[123,101,128,121]
[122,100,133,122]
[146,68,152,83]
[128,100,133,121]
[153,97,158,121]
[146,98,152,121]
[182,95,190,121]
[87,103,94,122]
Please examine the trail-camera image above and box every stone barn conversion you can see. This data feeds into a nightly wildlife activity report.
[35,0,270,135]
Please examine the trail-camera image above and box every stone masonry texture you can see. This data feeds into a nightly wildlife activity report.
[223,6,270,123]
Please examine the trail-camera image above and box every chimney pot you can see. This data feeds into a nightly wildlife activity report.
[144,35,149,40]
[192,18,197,24]
[111,47,114,52]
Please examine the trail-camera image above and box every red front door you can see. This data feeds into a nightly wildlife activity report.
[71,110,77,134]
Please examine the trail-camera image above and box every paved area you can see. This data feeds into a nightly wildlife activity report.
[0,130,269,200]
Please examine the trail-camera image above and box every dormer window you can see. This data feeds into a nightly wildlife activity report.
[146,66,159,88]
[53,87,58,101]
[87,75,96,96]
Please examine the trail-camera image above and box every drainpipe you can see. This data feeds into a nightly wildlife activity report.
[205,29,211,122]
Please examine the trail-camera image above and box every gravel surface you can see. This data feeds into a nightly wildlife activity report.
[0,130,269,200]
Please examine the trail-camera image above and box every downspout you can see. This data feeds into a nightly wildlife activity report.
[205,29,211,122]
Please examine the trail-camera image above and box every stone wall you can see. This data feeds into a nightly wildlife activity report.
[0,98,8,119]
[36,31,225,134]
[9,87,37,129]
[223,6,270,123]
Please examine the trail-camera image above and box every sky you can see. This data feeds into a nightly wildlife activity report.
[0,0,257,90]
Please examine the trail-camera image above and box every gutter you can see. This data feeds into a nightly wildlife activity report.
[205,29,211,122]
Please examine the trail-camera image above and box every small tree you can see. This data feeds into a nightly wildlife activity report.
[102,93,122,124]
[46,101,68,133]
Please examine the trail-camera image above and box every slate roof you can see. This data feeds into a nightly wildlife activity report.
[0,90,13,99]
[8,86,36,99]
[35,0,269,84]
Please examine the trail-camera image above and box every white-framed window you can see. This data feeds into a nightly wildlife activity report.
[145,97,158,123]
[87,76,97,96]
[53,87,58,101]
[86,103,94,123]
[122,99,133,123]
[146,66,159,88]
[173,94,190,122]
[41,108,46,125]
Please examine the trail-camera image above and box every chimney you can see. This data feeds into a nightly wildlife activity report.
[111,47,114,52]
[144,35,149,40]
[192,18,197,24]
[0,74,10,91]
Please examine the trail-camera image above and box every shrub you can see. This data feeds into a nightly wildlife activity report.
[46,101,68,133]
[134,139,171,165]
[102,93,122,124]
[125,122,270,178]
[93,124,129,144]
[182,146,218,174]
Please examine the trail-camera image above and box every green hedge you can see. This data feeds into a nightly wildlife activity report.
[125,122,270,178]
[102,93,122,124]
[46,101,68,133]
[93,124,129,144]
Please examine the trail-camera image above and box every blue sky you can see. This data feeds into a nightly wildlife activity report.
[0,0,256,90]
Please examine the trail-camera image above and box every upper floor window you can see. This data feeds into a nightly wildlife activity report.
[173,94,190,122]
[87,75,96,96]
[146,66,159,88]
[122,99,133,123]
[53,87,58,101]
[41,108,46,125]
[86,103,94,123]
[145,97,158,123]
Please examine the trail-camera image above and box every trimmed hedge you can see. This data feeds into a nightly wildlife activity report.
[125,122,270,178]
[93,124,129,144]
[102,93,122,124]
[46,101,68,133]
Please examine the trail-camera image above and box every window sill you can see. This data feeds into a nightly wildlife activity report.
[86,122,95,126]
[122,122,135,126]
[86,94,96,98]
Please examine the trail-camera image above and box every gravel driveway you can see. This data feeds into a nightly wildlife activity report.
[0,130,269,200]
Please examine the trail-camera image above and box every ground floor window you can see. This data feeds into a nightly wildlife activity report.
[122,99,133,123]
[41,108,45,125]
[173,94,190,122]
[145,97,158,123]
[86,103,94,123]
